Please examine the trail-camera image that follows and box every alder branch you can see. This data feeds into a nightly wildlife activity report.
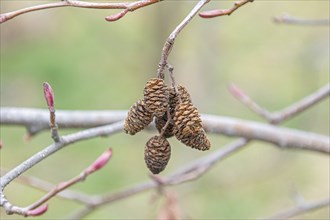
[0,149,112,216]
[68,138,249,219]
[0,168,92,205]
[156,0,210,79]
[263,198,330,220]
[0,0,161,24]
[0,121,123,190]
[199,0,253,19]
[1,107,328,154]
[274,14,330,26]
[229,83,330,124]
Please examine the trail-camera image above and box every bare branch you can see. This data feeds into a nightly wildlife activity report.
[68,138,249,219]
[0,149,112,216]
[0,121,123,189]
[271,83,330,124]
[0,107,126,135]
[0,0,161,24]
[1,107,329,154]
[199,0,253,18]
[274,14,330,26]
[0,168,92,205]
[26,148,112,211]
[263,198,330,220]
[156,0,210,79]
[229,83,330,124]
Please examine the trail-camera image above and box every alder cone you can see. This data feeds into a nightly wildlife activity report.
[144,135,171,174]
[177,85,191,104]
[143,78,169,117]
[154,88,179,138]
[124,100,153,135]
[179,129,211,151]
[174,102,203,136]
[173,102,211,151]
[155,112,176,138]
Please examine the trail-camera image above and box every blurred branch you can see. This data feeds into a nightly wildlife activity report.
[157,0,210,79]
[263,198,330,220]
[68,138,249,219]
[229,83,330,124]
[0,0,161,24]
[199,0,253,18]
[0,168,92,205]
[274,14,330,26]
[0,107,126,136]
[0,149,112,216]
[0,121,123,189]
[1,107,328,153]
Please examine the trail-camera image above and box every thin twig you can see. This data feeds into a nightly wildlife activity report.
[1,108,329,153]
[274,14,330,26]
[199,0,253,18]
[271,83,330,124]
[67,138,249,219]
[229,83,330,125]
[0,0,161,24]
[0,121,123,189]
[156,0,210,79]
[43,82,61,142]
[26,148,112,211]
[0,168,92,205]
[1,149,112,216]
[263,198,330,220]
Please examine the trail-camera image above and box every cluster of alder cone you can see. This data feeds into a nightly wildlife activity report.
[124,78,211,174]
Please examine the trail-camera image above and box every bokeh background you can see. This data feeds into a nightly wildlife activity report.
[1,1,329,219]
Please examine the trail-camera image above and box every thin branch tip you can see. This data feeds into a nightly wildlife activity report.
[105,9,128,22]
[86,148,113,173]
[43,82,55,111]
[26,204,48,216]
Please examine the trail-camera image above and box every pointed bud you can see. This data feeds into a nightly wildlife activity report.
[199,9,227,18]
[43,82,55,112]
[228,83,245,99]
[86,148,112,174]
[105,9,128,22]
[0,15,8,24]
[27,204,48,216]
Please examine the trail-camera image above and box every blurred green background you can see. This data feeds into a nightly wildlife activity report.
[1,1,329,219]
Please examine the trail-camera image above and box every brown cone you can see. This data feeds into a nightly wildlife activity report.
[178,129,211,151]
[173,102,211,151]
[124,100,153,135]
[177,85,191,104]
[155,113,175,138]
[143,78,169,117]
[144,135,171,174]
[154,87,179,138]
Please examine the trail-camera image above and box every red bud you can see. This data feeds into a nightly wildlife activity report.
[105,9,128,22]
[199,9,228,18]
[86,148,112,174]
[228,84,245,98]
[43,82,55,112]
[27,204,48,216]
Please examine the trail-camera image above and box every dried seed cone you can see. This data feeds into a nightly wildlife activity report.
[144,135,171,174]
[177,85,191,104]
[143,78,169,117]
[124,100,153,135]
[174,102,203,136]
[173,102,211,151]
[155,114,175,138]
[179,129,211,151]
[154,88,179,138]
